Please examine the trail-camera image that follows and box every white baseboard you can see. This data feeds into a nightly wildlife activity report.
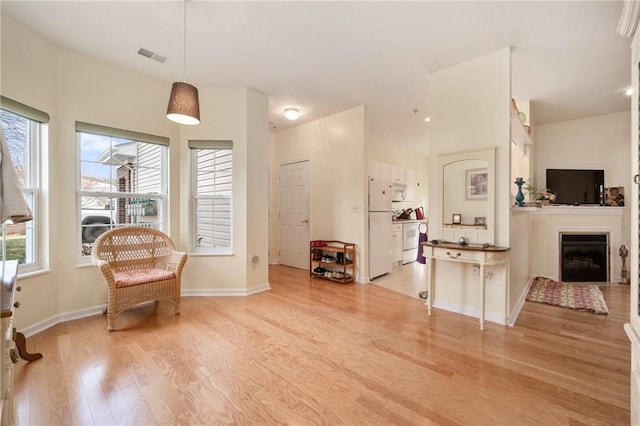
[19,284,271,338]
[20,304,107,338]
[507,277,535,326]
[431,300,507,326]
[181,282,271,296]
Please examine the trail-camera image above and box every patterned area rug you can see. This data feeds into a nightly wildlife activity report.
[526,276,609,315]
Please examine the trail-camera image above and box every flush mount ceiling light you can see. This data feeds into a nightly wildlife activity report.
[166,0,200,125]
[284,108,300,121]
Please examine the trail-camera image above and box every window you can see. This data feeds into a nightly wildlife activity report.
[189,140,232,253]
[0,96,48,272]
[77,122,169,258]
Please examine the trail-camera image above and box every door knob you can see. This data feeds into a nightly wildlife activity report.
[301,219,309,223]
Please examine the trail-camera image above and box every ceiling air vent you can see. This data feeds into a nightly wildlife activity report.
[137,48,167,64]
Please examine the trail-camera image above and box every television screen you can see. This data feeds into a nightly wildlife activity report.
[546,169,604,205]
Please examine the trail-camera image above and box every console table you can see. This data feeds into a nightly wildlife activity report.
[1,260,42,426]
[422,242,510,330]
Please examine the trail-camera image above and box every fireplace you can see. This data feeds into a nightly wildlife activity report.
[560,233,608,282]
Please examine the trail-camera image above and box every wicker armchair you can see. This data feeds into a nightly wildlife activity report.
[91,226,187,331]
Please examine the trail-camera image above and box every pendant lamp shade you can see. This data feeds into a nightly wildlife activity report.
[166,0,200,126]
[166,82,200,125]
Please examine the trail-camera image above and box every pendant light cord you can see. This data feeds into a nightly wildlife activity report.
[182,0,187,82]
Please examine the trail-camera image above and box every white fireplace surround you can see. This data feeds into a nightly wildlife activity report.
[514,205,624,283]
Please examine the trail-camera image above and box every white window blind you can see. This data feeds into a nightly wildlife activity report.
[189,140,233,253]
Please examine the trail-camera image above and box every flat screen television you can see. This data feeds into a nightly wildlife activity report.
[546,169,604,205]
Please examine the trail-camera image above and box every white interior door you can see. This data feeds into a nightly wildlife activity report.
[279,161,310,270]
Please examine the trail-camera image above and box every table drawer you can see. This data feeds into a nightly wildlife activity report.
[432,247,481,262]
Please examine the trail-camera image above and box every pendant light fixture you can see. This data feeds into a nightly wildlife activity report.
[166,0,200,125]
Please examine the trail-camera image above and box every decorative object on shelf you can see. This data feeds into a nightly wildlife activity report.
[522,179,537,201]
[465,168,488,199]
[535,189,557,205]
[452,213,462,224]
[458,236,468,246]
[619,244,629,284]
[474,216,486,226]
[605,187,625,206]
[514,177,525,207]
[518,111,526,124]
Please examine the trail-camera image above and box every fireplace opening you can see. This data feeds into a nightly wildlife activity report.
[560,233,608,282]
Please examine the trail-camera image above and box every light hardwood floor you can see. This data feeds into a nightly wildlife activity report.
[15,264,630,425]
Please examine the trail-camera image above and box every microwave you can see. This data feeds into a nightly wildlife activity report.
[392,185,406,202]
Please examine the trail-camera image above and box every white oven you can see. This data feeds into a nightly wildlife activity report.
[402,221,419,251]
[402,221,419,264]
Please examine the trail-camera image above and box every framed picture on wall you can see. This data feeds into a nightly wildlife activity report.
[466,168,488,199]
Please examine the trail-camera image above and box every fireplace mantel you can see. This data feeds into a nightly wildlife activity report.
[512,205,624,216]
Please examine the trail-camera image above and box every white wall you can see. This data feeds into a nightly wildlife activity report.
[429,48,511,247]
[427,48,511,323]
[535,111,630,191]
[274,106,367,282]
[534,111,631,266]
[178,87,269,293]
[1,11,60,329]
[268,132,278,264]
[2,12,269,331]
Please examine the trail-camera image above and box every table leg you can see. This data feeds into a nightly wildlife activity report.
[479,265,486,331]
[14,330,43,362]
[505,260,510,325]
[427,257,434,316]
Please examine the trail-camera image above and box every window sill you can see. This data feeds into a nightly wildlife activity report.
[187,251,234,257]
[17,268,51,280]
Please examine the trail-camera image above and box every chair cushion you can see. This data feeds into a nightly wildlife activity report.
[114,268,176,288]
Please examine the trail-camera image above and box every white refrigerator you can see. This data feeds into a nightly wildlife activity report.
[368,177,393,279]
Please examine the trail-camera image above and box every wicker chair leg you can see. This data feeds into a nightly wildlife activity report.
[107,310,116,331]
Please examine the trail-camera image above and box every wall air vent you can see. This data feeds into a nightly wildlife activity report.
[137,48,167,64]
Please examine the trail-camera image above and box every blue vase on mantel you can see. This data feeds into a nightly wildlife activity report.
[515,177,525,207]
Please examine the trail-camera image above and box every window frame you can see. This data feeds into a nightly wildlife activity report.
[189,140,233,255]
[0,98,47,273]
[76,122,169,262]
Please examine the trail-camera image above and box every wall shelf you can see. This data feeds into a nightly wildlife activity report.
[511,99,532,151]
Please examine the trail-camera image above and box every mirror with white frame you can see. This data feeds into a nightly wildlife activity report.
[438,147,496,244]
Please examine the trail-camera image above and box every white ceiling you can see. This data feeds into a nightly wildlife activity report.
[1,1,632,156]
